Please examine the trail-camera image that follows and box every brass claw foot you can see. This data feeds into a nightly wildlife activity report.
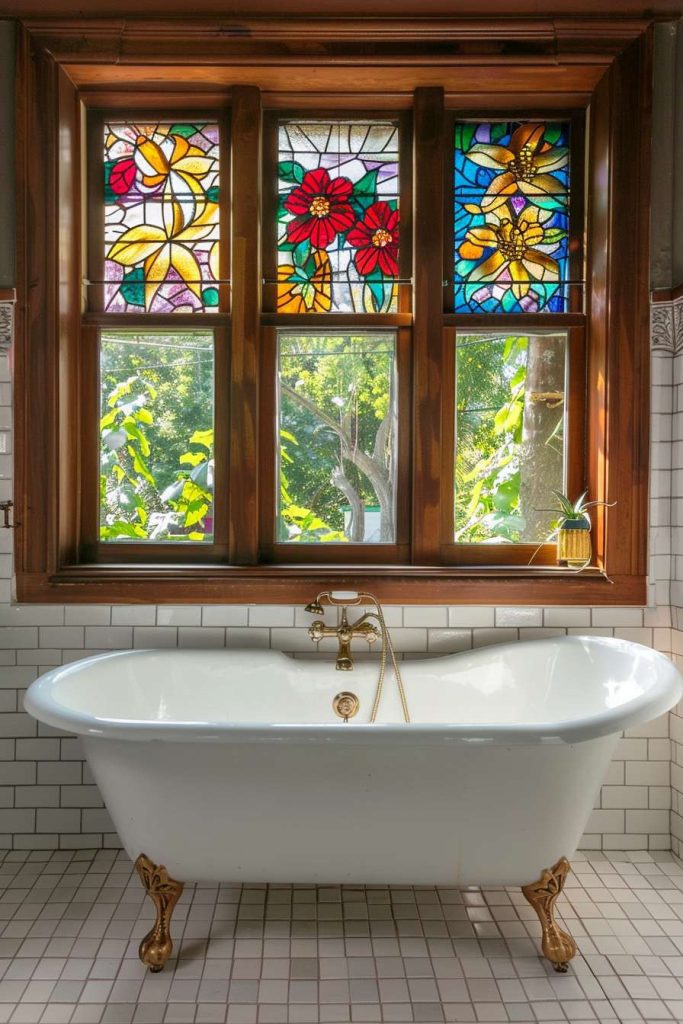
[522,857,577,973]
[135,853,184,972]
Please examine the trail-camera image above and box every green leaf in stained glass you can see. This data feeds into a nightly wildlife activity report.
[278,161,305,184]
[543,228,567,244]
[364,268,388,313]
[168,124,199,138]
[277,197,290,222]
[292,240,312,267]
[456,123,476,152]
[104,160,118,204]
[351,169,379,213]
[353,168,378,196]
[544,124,563,144]
[206,186,220,203]
[120,268,146,307]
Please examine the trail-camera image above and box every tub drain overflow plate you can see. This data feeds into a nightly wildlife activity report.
[333,691,360,722]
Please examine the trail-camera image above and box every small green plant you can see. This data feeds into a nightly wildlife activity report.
[529,490,616,569]
[537,490,614,532]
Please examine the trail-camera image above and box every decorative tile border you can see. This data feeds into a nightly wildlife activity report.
[651,293,683,353]
[0,300,13,353]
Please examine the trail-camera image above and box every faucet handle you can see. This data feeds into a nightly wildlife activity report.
[307,620,327,642]
[329,591,361,605]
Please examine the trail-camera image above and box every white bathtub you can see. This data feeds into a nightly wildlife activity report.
[25,636,681,887]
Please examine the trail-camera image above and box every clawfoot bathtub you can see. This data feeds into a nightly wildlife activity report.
[25,636,682,972]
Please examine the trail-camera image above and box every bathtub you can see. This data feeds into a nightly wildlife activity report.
[25,635,681,887]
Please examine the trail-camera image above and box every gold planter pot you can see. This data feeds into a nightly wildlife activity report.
[557,526,591,567]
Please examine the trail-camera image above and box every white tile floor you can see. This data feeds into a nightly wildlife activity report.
[0,851,680,1024]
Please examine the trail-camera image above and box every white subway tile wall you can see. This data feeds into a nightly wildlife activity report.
[669,301,683,858]
[0,317,679,854]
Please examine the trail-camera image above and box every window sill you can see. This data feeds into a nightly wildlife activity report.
[16,564,647,606]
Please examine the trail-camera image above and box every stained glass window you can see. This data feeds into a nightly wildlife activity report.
[454,122,570,314]
[103,122,220,313]
[277,120,399,314]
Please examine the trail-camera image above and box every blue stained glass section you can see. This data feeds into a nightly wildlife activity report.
[454,121,571,314]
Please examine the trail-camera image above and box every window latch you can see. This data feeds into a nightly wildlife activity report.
[0,501,15,529]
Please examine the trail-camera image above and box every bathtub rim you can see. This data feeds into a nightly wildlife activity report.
[23,636,682,746]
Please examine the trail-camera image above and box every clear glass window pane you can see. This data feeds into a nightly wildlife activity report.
[454,121,570,313]
[277,120,400,314]
[277,331,397,543]
[455,332,567,544]
[103,122,220,313]
[100,330,214,543]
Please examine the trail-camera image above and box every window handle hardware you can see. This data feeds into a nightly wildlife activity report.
[0,501,16,529]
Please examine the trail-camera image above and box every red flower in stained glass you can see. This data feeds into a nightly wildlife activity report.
[284,168,355,249]
[347,202,399,277]
[109,158,136,196]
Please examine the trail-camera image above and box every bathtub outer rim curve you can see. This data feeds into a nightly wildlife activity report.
[23,636,683,747]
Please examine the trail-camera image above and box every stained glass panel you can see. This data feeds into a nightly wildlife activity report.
[103,122,220,313]
[277,120,399,314]
[454,122,570,313]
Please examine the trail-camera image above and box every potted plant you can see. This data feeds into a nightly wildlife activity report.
[537,491,615,568]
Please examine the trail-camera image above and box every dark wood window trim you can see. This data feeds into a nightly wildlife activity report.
[13,17,653,605]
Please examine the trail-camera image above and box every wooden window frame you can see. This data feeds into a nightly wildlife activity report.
[259,110,412,565]
[437,108,586,568]
[83,106,231,565]
[13,18,652,605]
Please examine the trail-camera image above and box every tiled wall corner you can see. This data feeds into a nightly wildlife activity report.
[0,305,677,852]
[666,294,683,856]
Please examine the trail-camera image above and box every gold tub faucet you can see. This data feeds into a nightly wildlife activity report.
[307,606,379,671]
[304,592,379,671]
[304,590,411,723]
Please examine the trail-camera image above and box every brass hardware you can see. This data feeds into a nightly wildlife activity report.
[522,857,577,973]
[308,606,379,671]
[304,591,411,723]
[333,690,360,721]
[0,501,15,529]
[135,853,184,972]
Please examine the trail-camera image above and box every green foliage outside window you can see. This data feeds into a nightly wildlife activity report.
[99,329,565,547]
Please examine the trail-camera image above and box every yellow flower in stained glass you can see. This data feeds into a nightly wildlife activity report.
[461,204,561,301]
[277,250,332,314]
[108,201,219,310]
[134,131,216,228]
[466,123,568,214]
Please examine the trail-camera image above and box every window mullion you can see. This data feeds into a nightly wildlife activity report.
[412,86,446,564]
[229,85,262,565]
